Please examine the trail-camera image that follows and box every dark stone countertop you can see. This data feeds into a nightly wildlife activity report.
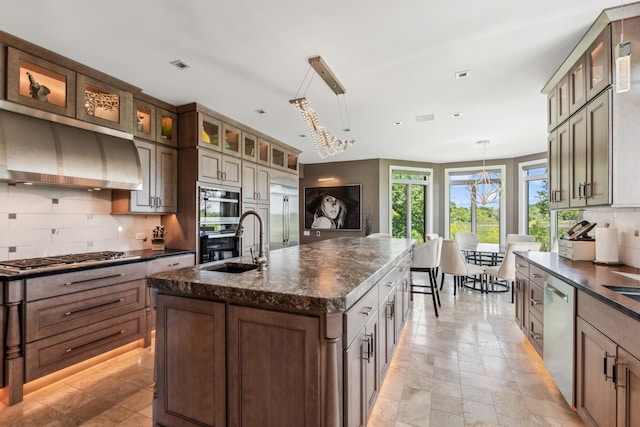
[517,251,640,321]
[0,248,195,280]
[147,237,416,314]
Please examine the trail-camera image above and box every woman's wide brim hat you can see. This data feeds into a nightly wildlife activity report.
[306,187,359,214]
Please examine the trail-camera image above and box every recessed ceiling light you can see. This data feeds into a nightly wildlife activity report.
[455,70,470,79]
[169,59,190,70]
[298,134,307,138]
[415,114,435,122]
[452,112,463,118]
[393,121,403,126]
[343,128,351,132]
[255,109,266,114]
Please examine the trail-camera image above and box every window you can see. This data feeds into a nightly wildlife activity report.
[445,166,505,244]
[519,160,581,250]
[519,161,550,250]
[390,166,433,244]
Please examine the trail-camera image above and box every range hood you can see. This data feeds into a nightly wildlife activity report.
[0,109,142,190]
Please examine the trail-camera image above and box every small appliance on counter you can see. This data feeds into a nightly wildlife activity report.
[152,225,166,251]
[558,220,596,261]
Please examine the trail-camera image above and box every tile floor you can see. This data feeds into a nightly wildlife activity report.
[0,273,585,426]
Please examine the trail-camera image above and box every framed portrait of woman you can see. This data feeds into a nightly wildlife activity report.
[304,184,362,230]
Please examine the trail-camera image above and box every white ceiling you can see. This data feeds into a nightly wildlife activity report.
[0,0,622,165]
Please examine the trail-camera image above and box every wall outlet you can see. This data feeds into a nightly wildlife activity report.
[303,230,310,236]
[136,233,146,240]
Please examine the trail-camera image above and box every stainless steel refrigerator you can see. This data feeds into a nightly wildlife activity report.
[269,175,299,250]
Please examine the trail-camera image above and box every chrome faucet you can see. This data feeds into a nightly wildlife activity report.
[235,210,268,270]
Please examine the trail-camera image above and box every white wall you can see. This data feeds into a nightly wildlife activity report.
[0,183,160,261]
[583,208,640,268]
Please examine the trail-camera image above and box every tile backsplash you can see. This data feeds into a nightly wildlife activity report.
[0,183,160,261]
[584,207,640,268]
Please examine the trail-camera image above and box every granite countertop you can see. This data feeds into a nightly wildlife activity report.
[147,237,416,314]
[0,248,195,280]
[518,251,640,321]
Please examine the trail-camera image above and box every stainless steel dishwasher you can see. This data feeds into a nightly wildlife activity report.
[543,273,576,407]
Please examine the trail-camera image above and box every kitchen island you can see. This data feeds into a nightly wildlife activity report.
[147,237,415,427]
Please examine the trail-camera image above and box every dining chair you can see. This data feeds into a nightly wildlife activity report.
[439,239,486,296]
[454,232,479,263]
[410,237,442,316]
[366,233,393,238]
[454,232,478,249]
[505,234,536,244]
[485,242,542,302]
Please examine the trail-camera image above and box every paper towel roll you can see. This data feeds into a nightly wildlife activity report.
[595,227,619,264]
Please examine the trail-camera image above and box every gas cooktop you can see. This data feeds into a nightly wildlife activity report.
[0,251,139,274]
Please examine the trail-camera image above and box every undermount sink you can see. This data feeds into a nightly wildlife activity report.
[603,285,640,302]
[202,262,259,273]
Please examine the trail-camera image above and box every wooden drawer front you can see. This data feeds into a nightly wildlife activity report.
[25,309,144,382]
[529,282,544,321]
[26,262,145,301]
[378,267,400,303]
[529,265,545,287]
[529,312,543,357]
[345,288,379,346]
[26,279,145,342]
[146,253,195,276]
[515,258,529,277]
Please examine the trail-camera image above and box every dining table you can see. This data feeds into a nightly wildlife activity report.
[459,243,507,293]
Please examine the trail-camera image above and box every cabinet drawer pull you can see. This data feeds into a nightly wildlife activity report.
[387,300,395,319]
[167,263,180,267]
[530,332,542,340]
[531,273,543,278]
[362,306,374,316]
[530,299,542,306]
[64,273,124,286]
[386,281,395,287]
[65,329,125,353]
[65,298,126,316]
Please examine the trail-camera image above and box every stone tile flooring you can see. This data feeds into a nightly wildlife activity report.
[0,273,585,426]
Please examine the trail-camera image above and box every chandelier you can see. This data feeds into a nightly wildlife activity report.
[466,140,504,205]
[289,56,354,158]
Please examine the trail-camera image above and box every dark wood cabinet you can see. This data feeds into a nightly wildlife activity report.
[616,347,640,427]
[112,139,177,214]
[76,74,133,132]
[6,47,76,117]
[557,74,570,125]
[576,289,640,427]
[586,26,611,101]
[227,305,321,427]
[576,316,617,427]
[569,90,611,208]
[155,294,226,427]
[569,55,587,114]
[548,121,570,209]
[23,263,146,382]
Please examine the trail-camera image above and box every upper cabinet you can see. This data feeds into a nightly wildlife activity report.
[158,108,177,147]
[544,8,640,208]
[586,27,611,101]
[134,98,156,141]
[199,113,222,150]
[76,74,133,132]
[222,123,242,157]
[569,55,586,114]
[6,47,76,117]
[271,143,300,174]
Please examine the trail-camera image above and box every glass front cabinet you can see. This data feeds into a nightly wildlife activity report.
[6,47,76,117]
[76,74,132,132]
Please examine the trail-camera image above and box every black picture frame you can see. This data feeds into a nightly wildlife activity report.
[304,184,362,230]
